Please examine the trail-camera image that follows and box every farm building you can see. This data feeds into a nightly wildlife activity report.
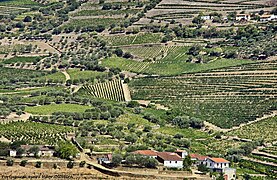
[175,149,188,159]
[260,14,277,22]
[223,168,236,180]
[133,150,158,158]
[205,157,230,172]
[156,152,183,168]
[190,153,209,165]
[236,14,251,21]
[10,145,55,157]
[201,16,213,20]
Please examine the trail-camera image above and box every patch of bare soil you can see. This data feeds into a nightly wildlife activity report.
[0,166,112,180]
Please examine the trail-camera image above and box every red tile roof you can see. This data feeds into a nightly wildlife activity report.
[208,158,229,163]
[157,152,182,161]
[190,153,208,161]
[133,150,158,156]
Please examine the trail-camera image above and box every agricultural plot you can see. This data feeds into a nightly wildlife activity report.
[229,116,277,142]
[0,121,72,145]
[129,67,277,128]
[0,0,40,7]
[142,0,273,25]
[83,79,126,101]
[67,69,106,81]
[101,33,163,46]
[25,104,91,115]
[1,56,44,64]
[63,18,124,29]
[102,56,253,76]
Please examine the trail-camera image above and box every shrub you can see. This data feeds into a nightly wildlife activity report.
[67,161,74,168]
[79,161,86,167]
[6,159,14,166]
[20,160,28,167]
[35,161,42,168]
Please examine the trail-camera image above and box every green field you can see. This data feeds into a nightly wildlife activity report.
[0,0,39,6]
[102,33,163,46]
[67,69,106,81]
[102,56,253,76]
[0,121,72,145]
[25,104,91,115]
[229,116,277,142]
[63,18,124,29]
[2,56,44,64]
[129,67,277,128]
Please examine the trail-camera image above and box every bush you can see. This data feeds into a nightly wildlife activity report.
[79,161,86,167]
[111,153,123,167]
[20,160,28,167]
[67,161,74,168]
[6,159,14,166]
[35,161,42,168]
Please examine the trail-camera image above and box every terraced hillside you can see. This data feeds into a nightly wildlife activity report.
[129,60,277,128]
[137,0,275,25]
[82,79,131,101]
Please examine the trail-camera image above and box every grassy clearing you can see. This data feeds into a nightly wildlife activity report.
[25,104,91,115]
[2,56,44,64]
[117,113,154,127]
[38,71,66,82]
[67,69,106,81]
[63,18,124,29]
[0,0,40,7]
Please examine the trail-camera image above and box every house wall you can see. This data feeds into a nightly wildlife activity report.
[206,159,229,170]
[164,160,183,168]
[9,150,17,157]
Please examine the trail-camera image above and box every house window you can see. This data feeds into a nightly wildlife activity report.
[170,161,171,163]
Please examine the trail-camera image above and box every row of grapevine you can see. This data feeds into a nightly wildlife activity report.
[83,80,127,101]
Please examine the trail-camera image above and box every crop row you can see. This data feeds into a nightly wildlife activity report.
[83,79,125,101]
[102,33,163,46]
[129,72,277,128]
[0,121,73,145]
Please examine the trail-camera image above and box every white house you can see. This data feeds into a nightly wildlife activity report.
[223,168,236,180]
[190,153,209,165]
[201,16,213,20]
[10,145,55,157]
[205,157,230,172]
[260,14,277,22]
[236,14,251,21]
[175,149,188,159]
[9,150,17,157]
[133,150,158,158]
[157,152,183,168]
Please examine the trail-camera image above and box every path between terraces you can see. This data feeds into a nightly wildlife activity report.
[61,70,71,82]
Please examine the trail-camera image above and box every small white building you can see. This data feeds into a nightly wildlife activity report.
[157,152,183,168]
[201,16,213,20]
[175,149,188,159]
[9,145,55,157]
[236,14,251,21]
[260,14,277,22]
[205,157,230,172]
[9,150,17,157]
[223,168,236,180]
